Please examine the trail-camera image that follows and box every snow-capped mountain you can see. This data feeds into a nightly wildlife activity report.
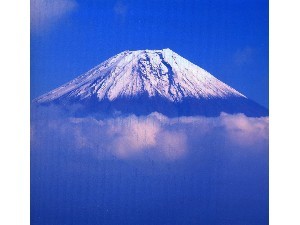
[34,49,268,117]
[35,49,245,102]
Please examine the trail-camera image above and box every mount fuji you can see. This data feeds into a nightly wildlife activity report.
[33,48,268,117]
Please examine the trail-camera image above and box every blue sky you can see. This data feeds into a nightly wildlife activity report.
[31,0,269,107]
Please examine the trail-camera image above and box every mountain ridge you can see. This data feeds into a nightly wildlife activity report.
[34,49,245,103]
[33,48,268,117]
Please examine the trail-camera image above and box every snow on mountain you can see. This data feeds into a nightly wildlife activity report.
[34,48,246,103]
[33,48,268,117]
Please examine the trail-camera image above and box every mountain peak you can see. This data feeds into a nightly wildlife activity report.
[35,49,245,104]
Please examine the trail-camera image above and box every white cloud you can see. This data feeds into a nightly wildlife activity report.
[107,116,161,159]
[158,130,187,160]
[31,0,77,33]
[31,107,269,162]
[220,112,269,147]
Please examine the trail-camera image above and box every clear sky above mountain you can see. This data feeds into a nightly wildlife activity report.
[31,0,269,107]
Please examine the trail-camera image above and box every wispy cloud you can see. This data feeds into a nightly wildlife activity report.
[31,106,269,161]
[233,47,255,66]
[31,0,77,33]
[114,1,128,17]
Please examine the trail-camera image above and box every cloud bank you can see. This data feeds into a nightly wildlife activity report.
[31,106,269,224]
[31,0,77,33]
[31,107,268,161]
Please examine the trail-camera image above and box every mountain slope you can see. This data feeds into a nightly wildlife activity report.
[34,48,268,117]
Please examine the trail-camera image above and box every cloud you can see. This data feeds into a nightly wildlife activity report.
[31,0,77,33]
[233,47,255,66]
[114,1,128,17]
[31,107,269,224]
[31,107,269,162]
[106,116,161,158]
[220,112,269,147]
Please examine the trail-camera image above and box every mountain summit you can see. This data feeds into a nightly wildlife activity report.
[34,49,268,117]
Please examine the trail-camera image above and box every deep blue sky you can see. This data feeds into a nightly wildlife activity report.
[31,0,269,107]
